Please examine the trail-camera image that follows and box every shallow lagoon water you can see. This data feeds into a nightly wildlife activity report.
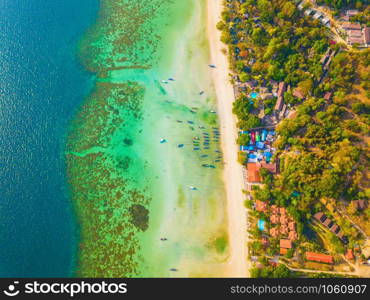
[67,0,229,277]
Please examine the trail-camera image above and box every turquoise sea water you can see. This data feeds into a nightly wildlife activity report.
[67,0,229,277]
[0,0,229,277]
[0,0,98,276]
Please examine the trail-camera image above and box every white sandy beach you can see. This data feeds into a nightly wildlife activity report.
[207,0,250,277]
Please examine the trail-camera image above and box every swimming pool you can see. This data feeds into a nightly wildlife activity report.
[258,219,265,231]
[250,92,259,99]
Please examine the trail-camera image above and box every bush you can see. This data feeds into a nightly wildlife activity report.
[238,115,261,130]
[237,134,251,146]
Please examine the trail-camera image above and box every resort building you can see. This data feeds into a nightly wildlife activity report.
[288,231,298,241]
[255,200,268,212]
[305,252,334,264]
[280,226,289,235]
[247,161,278,184]
[270,227,279,238]
[293,87,305,100]
[314,212,348,244]
[353,200,368,211]
[324,92,332,101]
[270,214,279,224]
[271,204,279,215]
[345,249,354,261]
[247,163,262,183]
[340,23,370,47]
[275,82,287,112]
[280,239,293,250]
[341,22,362,31]
[346,10,359,17]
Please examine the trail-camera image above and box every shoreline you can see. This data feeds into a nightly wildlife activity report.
[69,0,232,277]
[207,0,250,277]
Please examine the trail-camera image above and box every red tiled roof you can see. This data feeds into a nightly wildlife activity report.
[280,215,288,225]
[270,227,279,238]
[280,239,292,249]
[293,88,305,99]
[247,163,262,183]
[348,36,364,44]
[323,218,334,228]
[345,249,354,260]
[342,22,362,30]
[239,51,249,58]
[279,207,287,215]
[348,30,363,38]
[270,214,279,224]
[314,212,326,223]
[288,222,296,231]
[280,225,288,235]
[288,231,298,241]
[306,252,333,264]
[337,231,345,240]
[260,161,278,174]
[280,248,288,255]
[255,200,268,212]
[271,205,279,214]
[330,224,340,234]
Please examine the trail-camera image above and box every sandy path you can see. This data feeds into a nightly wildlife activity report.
[207,0,250,277]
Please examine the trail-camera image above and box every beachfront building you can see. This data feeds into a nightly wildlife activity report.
[242,128,278,189]
[279,239,292,255]
[247,163,262,184]
[247,161,278,184]
[255,200,268,213]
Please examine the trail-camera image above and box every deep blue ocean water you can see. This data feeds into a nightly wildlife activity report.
[0,0,98,277]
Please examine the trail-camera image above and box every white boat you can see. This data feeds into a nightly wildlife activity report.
[160,138,167,144]
[161,80,169,84]
[189,186,197,190]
